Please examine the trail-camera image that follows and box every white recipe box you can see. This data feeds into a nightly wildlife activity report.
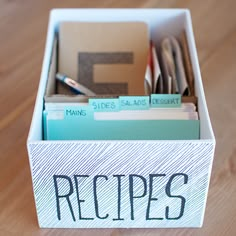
[27,9,215,228]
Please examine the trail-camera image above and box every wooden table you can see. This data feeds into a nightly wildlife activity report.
[0,1,235,235]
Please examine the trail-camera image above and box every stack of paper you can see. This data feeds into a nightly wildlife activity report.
[43,95,199,140]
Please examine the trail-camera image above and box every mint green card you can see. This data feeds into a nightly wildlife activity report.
[151,94,181,108]
[119,96,149,110]
[89,98,119,112]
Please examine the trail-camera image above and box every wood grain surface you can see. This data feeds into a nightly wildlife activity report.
[0,0,235,235]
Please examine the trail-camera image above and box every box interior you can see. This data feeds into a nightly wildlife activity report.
[28,9,215,142]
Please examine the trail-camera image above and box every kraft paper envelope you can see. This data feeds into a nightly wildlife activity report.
[160,36,190,95]
[58,22,149,95]
[181,31,195,96]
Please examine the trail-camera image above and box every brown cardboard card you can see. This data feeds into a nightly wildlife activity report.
[58,22,149,95]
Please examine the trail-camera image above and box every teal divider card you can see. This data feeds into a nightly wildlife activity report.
[47,119,199,140]
[151,94,181,108]
[43,110,48,140]
[46,106,200,140]
[119,96,149,110]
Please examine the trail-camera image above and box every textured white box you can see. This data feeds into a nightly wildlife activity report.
[27,9,215,228]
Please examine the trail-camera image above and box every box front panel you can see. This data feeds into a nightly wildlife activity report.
[28,141,214,228]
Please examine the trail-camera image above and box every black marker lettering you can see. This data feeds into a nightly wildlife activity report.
[146,174,165,220]
[129,174,147,220]
[74,175,94,220]
[113,175,125,221]
[93,175,109,219]
[165,173,188,220]
[53,175,75,221]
